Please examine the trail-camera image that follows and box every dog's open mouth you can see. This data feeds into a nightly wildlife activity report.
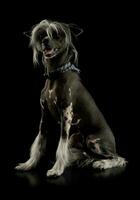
[43,48,58,58]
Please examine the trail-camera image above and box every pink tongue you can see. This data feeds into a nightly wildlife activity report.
[45,49,54,54]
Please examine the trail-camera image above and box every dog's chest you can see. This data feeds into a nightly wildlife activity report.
[41,84,59,116]
[44,87,57,110]
[47,89,58,106]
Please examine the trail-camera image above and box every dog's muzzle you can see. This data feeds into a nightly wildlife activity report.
[42,38,59,58]
[43,48,59,58]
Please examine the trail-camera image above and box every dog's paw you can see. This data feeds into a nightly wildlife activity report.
[47,165,64,177]
[92,160,107,170]
[15,159,37,171]
[92,157,127,170]
[46,169,62,177]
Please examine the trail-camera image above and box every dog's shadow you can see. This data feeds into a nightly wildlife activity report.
[15,165,127,187]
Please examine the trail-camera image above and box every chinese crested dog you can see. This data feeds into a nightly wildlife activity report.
[15,19,127,177]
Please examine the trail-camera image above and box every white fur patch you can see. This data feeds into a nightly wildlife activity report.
[63,102,73,135]
[53,96,57,105]
[72,118,81,125]
[47,137,69,177]
[92,157,127,170]
[90,138,100,143]
[48,89,53,99]
[15,132,46,171]
[68,88,71,97]
[56,137,69,166]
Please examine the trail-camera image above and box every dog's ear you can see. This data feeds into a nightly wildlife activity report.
[23,23,38,38]
[69,24,84,37]
[23,30,31,38]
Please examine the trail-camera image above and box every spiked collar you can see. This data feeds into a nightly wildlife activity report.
[44,62,80,80]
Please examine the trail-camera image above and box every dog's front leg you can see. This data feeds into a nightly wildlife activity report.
[15,108,47,171]
[47,102,73,177]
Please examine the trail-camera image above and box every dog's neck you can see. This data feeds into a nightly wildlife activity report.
[42,47,80,80]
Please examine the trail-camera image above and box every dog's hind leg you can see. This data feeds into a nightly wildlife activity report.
[15,108,47,171]
[85,134,127,170]
[47,103,73,177]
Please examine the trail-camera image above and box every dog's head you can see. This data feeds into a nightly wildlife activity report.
[28,19,83,66]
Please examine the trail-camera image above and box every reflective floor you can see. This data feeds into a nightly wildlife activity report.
[6,160,136,198]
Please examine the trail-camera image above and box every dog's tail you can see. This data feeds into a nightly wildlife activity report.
[78,155,127,170]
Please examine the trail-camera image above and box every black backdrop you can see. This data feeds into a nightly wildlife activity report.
[2,1,138,198]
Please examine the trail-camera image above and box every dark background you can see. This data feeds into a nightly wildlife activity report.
[2,1,138,198]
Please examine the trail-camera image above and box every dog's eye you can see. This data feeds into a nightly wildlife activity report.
[38,32,47,41]
[52,31,60,40]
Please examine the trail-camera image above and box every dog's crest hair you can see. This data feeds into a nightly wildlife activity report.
[29,19,82,65]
